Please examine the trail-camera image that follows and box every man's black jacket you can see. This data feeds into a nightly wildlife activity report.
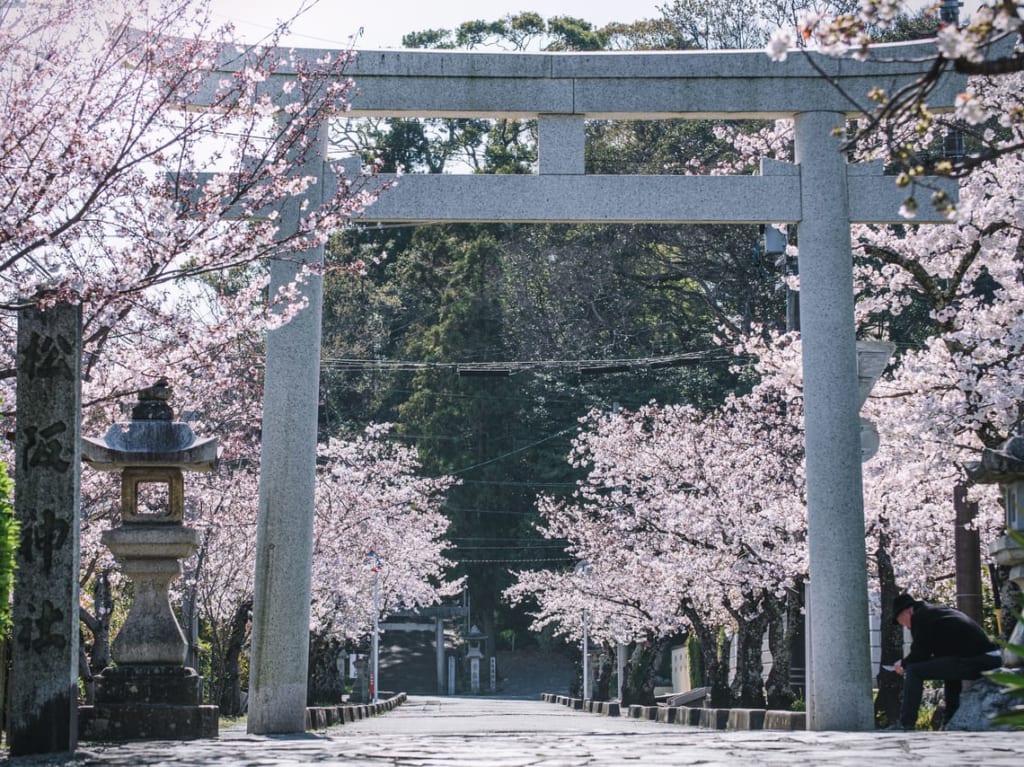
[903,602,997,665]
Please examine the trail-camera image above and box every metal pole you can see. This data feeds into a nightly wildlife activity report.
[616,644,626,701]
[372,570,380,703]
[582,608,590,700]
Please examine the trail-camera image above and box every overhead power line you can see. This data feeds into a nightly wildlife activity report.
[457,557,574,564]
[320,349,732,377]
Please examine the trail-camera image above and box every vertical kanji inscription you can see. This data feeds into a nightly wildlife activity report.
[9,301,82,755]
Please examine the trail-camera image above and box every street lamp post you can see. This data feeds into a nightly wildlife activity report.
[366,551,382,703]
[574,560,592,701]
[582,607,590,701]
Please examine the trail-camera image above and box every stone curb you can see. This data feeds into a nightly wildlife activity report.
[305,692,407,731]
[541,693,805,731]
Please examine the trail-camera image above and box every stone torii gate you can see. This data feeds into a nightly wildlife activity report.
[194,40,962,733]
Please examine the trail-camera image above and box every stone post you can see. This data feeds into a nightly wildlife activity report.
[436,615,446,694]
[9,300,82,756]
[247,118,329,734]
[794,111,875,731]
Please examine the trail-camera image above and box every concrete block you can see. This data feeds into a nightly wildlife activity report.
[726,708,766,730]
[628,705,645,719]
[763,710,806,730]
[698,708,730,729]
[80,704,218,741]
[685,707,704,726]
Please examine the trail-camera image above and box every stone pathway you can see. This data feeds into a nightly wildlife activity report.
[3,696,1023,766]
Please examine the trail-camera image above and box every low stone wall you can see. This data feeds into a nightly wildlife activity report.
[541,693,805,731]
[305,692,407,731]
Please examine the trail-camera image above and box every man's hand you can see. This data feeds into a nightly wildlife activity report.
[893,660,904,676]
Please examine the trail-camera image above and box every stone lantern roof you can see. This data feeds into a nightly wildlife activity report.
[81,379,218,472]
[965,435,1024,485]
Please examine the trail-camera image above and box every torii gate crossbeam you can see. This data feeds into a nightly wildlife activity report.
[191,40,964,734]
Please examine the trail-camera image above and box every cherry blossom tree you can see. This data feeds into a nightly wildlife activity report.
[508,365,808,706]
[2,0,462,704]
[309,426,461,642]
[179,421,459,712]
[1,0,380,405]
[766,1,1023,182]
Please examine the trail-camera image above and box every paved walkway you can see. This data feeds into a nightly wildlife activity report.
[3,696,1023,766]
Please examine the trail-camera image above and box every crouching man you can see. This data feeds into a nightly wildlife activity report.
[890,593,1001,730]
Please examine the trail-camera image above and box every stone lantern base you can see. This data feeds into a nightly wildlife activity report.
[79,666,218,741]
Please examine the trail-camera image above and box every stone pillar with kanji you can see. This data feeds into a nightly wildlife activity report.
[9,299,82,756]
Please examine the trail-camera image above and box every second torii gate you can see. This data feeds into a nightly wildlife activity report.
[201,40,963,733]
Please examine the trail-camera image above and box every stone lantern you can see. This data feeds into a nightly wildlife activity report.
[966,434,1024,668]
[79,380,219,739]
[465,624,487,693]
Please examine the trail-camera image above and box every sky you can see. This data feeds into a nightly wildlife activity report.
[205,1,987,51]
[206,0,667,50]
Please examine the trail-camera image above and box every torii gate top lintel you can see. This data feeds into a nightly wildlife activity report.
[208,38,963,120]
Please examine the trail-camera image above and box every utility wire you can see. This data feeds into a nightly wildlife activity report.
[449,427,576,475]
[320,349,731,376]
[457,557,574,564]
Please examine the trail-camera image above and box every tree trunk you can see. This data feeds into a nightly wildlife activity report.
[683,605,730,707]
[307,633,345,705]
[79,566,113,677]
[217,599,252,716]
[874,523,903,728]
[765,589,800,710]
[594,644,613,701]
[728,598,768,708]
[621,636,671,705]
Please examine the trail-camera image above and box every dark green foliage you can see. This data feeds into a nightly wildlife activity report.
[687,634,704,688]
[322,8,793,655]
[0,455,15,635]
[401,28,457,49]
[544,17,609,51]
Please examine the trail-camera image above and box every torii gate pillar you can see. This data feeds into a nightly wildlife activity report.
[246,121,328,734]
[795,111,874,730]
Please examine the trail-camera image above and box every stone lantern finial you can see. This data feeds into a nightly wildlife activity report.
[131,378,174,421]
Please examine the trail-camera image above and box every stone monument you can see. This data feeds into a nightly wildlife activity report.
[78,380,219,740]
[9,300,82,755]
